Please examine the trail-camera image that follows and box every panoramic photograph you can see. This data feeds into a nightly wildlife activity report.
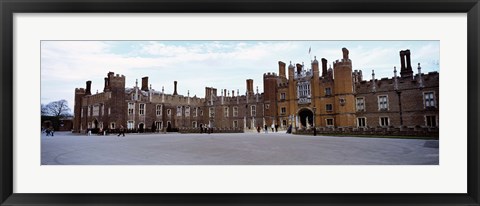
[40,40,439,165]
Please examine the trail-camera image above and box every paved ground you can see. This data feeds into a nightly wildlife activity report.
[41,131,439,165]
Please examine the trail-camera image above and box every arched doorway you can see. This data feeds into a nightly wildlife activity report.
[298,108,313,128]
[138,123,145,133]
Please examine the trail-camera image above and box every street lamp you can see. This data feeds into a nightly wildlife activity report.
[312,107,317,136]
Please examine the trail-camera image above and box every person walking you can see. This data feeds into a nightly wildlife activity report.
[264,125,268,134]
[118,125,125,137]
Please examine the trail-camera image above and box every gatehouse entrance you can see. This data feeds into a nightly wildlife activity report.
[298,108,313,128]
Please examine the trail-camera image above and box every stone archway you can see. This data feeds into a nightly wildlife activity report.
[298,108,313,128]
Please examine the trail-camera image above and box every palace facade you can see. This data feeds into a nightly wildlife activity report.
[73,48,439,133]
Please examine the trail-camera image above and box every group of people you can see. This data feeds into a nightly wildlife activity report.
[84,125,126,137]
[199,125,213,134]
[42,127,55,136]
[256,124,280,133]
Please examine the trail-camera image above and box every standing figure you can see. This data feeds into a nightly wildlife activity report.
[264,125,268,133]
[118,125,125,137]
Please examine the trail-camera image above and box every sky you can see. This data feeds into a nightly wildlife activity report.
[41,41,439,112]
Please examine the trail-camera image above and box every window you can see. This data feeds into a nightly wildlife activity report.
[297,81,311,98]
[209,107,215,117]
[233,120,238,128]
[378,95,389,110]
[426,115,437,127]
[251,105,256,116]
[233,106,238,117]
[110,122,115,129]
[357,117,366,127]
[424,92,436,108]
[81,108,84,117]
[156,105,162,116]
[108,107,111,115]
[280,107,286,114]
[177,106,182,116]
[280,93,286,100]
[325,88,332,96]
[192,121,197,128]
[380,117,389,127]
[282,120,287,127]
[139,104,145,115]
[326,118,334,126]
[356,97,365,111]
[127,120,134,129]
[128,102,134,115]
[265,104,270,109]
[99,105,103,116]
[193,107,197,117]
[185,106,190,117]
[224,107,229,117]
[87,122,91,129]
[326,104,333,112]
[200,110,204,116]
[167,109,171,116]
[92,105,99,116]
[155,121,162,131]
[87,106,91,116]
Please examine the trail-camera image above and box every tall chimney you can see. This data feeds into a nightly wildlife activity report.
[141,77,149,91]
[296,63,302,75]
[278,61,286,78]
[399,50,406,72]
[232,90,235,97]
[103,77,109,92]
[321,58,328,77]
[85,81,92,95]
[405,50,412,71]
[224,89,227,97]
[400,50,413,78]
[173,81,178,95]
[246,79,254,95]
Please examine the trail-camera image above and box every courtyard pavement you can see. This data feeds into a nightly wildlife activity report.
[41,131,439,165]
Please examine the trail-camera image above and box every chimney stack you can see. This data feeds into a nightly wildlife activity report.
[399,50,406,72]
[232,90,235,97]
[224,89,227,97]
[296,63,302,75]
[321,58,328,77]
[85,81,92,95]
[103,77,109,92]
[278,61,286,78]
[141,77,149,91]
[405,50,412,71]
[173,81,178,95]
[400,50,413,78]
[246,79,254,95]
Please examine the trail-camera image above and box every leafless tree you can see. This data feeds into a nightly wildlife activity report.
[44,99,71,118]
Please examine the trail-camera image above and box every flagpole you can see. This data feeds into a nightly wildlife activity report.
[309,46,312,63]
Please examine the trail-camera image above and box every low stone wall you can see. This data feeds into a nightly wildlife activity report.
[294,126,439,138]
[178,127,244,134]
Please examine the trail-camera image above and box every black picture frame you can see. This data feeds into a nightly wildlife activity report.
[1,0,479,205]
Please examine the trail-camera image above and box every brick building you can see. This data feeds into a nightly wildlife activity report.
[73,48,438,134]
